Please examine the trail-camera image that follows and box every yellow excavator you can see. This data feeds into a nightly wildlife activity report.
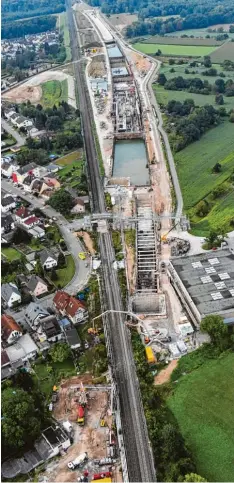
[161,223,178,243]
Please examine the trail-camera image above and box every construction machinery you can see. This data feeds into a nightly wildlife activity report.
[145,346,156,365]
[161,223,178,243]
[67,452,88,470]
[77,383,87,425]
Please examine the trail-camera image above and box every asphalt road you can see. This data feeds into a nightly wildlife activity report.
[1,118,26,146]
[2,179,90,295]
[66,4,156,481]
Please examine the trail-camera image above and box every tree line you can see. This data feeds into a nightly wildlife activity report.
[2,0,65,22]
[158,74,234,98]
[164,101,220,151]
[2,15,57,39]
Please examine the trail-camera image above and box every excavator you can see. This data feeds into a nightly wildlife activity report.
[161,222,179,243]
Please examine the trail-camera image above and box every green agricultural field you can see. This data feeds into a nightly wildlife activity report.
[41,79,68,108]
[210,41,234,63]
[156,62,234,84]
[168,352,234,482]
[2,247,22,261]
[57,12,71,61]
[154,85,234,112]
[143,35,222,46]
[133,42,216,57]
[174,122,234,209]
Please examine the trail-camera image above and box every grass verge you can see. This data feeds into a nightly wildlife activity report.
[133,42,216,57]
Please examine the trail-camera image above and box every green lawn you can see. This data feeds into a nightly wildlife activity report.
[57,159,83,179]
[54,255,75,288]
[33,359,76,398]
[41,79,68,108]
[168,352,234,482]
[2,247,22,261]
[133,42,216,56]
[57,12,71,62]
[56,150,83,166]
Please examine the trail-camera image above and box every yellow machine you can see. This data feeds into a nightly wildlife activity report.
[78,252,86,260]
[161,223,178,243]
[100,419,105,427]
[145,346,156,365]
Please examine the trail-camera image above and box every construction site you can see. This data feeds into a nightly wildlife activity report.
[42,377,121,483]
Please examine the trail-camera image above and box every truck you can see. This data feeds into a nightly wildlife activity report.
[169,343,180,358]
[92,472,112,480]
[177,340,187,354]
[97,458,115,466]
[91,479,112,483]
[67,452,88,470]
[145,346,156,365]
[77,405,85,425]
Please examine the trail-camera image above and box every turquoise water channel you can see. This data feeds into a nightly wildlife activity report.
[113,139,150,186]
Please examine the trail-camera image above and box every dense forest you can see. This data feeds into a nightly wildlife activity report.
[87,0,234,37]
[1,0,65,22]
[1,16,57,39]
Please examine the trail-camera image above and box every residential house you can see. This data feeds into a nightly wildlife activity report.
[25,302,49,328]
[66,296,87,324]
[13,116,34,129]
[53,290,87,325]
[21,215,40,230]
[36,315,63,344]
[28,225,45,239]
[1,194,16,213]
[6,333,39,363]
[12,162,38,185]
[77,195,89,206]
[53,291,70,315]
[31,178,43,193]
[46,164,60,174]
[8,112,19,124]
[27,275,48,297]
[15,206,30,222]
[22,174,36,192]
[1,283,21,308]
[39,249,58,270]
[1,230,15,244]
[5,109,16,120]
[1,160,19,178]
[1,214,15,233]
[65,328,81,350]
[1,314,23,345]
[44,177,61,190]
[71,198,85,214]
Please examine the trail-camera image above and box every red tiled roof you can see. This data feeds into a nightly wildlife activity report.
[24,216,39,225]
[66,297,85,317]
[1,314,22,340]
[53,290,70,312]
[1,350,10,366]
[15,206,30,219]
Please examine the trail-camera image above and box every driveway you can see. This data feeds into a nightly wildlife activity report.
[2,179,91,296]
[1,118,26,147]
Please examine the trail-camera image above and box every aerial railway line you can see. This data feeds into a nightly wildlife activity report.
[66,2,156,481]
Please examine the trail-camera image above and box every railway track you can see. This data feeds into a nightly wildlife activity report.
[66,3,156,481]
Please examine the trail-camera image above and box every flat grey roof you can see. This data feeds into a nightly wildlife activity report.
[172,249,234,316]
